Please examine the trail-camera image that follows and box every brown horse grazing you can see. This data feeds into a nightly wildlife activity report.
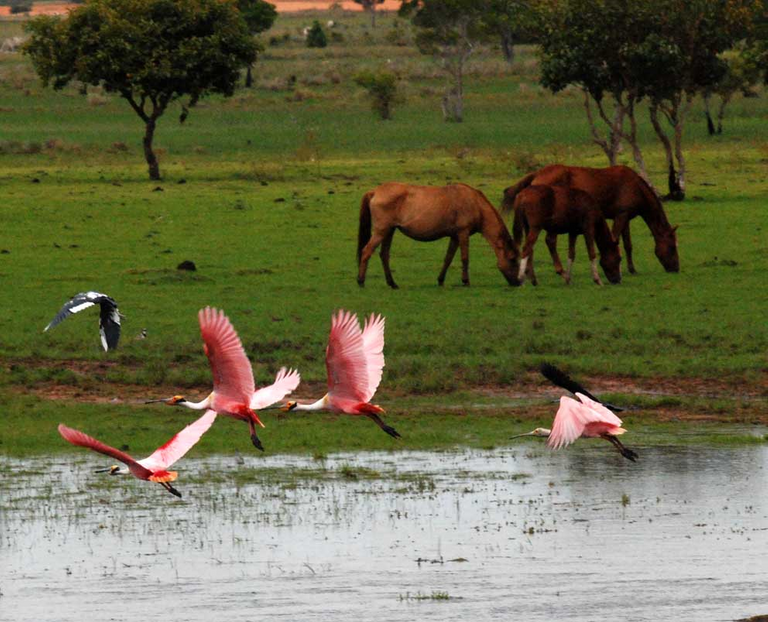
[357,182,521,289]
[501,164,679,274]
[512,185,622,286]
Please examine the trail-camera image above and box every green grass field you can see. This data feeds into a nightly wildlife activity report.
[1,8,766,455]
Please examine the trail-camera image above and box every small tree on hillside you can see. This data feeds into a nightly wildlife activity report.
[354,70,403,119]
[237,0,277,88]
[306,21,328,48]
[353,0,385,28]
[401,0,488,122]
[24,0,257,181]
[482,0,532,65]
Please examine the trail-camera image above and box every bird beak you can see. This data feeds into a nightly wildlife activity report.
[144,399,167,404]
[258,405,282,412]
[509,432,536,440]
[94,466,113,473]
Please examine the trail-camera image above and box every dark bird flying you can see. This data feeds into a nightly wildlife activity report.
[44,291,121,351]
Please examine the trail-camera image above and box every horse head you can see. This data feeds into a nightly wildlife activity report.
[498,237,522,286]
[599,234,623,284]
[655,225,679,273]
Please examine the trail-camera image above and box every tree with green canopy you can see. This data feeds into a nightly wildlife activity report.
[237,0,277,88]
[400,0,488,122]
[24,0,258,180]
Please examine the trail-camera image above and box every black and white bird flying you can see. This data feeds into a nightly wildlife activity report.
[44,292,121,351]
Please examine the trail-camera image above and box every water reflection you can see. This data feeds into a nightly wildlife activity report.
[2,446,768,621]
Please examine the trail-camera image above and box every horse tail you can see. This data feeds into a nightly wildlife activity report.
[500,173,536,217]
[357,191,374,265]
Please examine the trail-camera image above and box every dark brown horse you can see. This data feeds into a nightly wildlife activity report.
[512,185,622,286]
[501,164,679,274]
[357,182,521,288]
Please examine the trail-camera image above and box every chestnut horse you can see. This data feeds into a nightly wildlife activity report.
[512,185,622,286]
[357,182,521,288]
[501,164,679,273]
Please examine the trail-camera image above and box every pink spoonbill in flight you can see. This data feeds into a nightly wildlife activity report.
[147,307,300,451]
[282,309,400,439]
[511,363,637,461]
[58,409,216,497]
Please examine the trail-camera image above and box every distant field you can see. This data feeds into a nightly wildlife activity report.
[0,9,766,454]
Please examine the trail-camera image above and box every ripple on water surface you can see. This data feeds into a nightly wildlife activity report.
[2,446,768,621]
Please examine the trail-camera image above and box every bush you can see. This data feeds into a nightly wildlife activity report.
[354,70,402,120]
[306,21,327,48]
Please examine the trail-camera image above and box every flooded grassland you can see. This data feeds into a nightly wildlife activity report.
[2,445,768,621]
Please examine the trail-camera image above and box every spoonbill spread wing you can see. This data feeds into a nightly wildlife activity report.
[250,367,301,410]
[199,307,255,404]
[139,410,217,472]
[360,313,385,402]
[58,424,152,479]
[548,395,624,450]
[325,309,369,402]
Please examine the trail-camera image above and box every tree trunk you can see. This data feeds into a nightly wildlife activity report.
[143,117,160,181]
[671,95,691,200]
[584,92,623,165]
[716,94,731,134]
[370,4,376,28]
[649,103,681,199]
[245,64,253,88]
[703,95,716,135]
[623,100,657,195]
[500,29,514,64]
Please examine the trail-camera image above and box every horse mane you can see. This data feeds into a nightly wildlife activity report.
[474,186,517,249]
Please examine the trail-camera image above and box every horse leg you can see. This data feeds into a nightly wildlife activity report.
[519,227,541,284]
[357,230,387,288]
[379,229,398,289]
[437,236,459,286]
[613,216,635,274]
[583,228,603,286]
[527,245,538,286]
[458,231,470,286]
[566,233,578,285]
[621,225,635,275]
[545,232,566,283]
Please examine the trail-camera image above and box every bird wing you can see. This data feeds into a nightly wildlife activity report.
[58,423,153,479]
[325,309,369,402]
[98,297,121,351]
[250,367,301,410]
[360,313,385,402]
[139,410,217,471]
[198,307,255,404]
[574,393,623,426]
[44,291,109,332]
[539,362,602,403]
[547,395,621,450]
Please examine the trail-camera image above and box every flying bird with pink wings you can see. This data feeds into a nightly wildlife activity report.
[282,309,399,439]
[146,307,300,451]
[58,410,216,497]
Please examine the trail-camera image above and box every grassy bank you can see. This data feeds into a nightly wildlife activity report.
[1,9,766,455]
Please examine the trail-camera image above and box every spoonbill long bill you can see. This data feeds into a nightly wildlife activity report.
[512,392,638,461]
[147,307,300,451]
[282,310,400,439]
[44,291,122,351]
[58,409,216,497]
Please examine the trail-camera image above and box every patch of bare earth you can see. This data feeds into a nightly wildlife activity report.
[7,358,767,422]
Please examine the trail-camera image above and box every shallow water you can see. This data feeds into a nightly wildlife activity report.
[2,445,768,621]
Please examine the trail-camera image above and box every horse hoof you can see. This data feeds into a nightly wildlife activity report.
[357,279,365,288]
[388,283,399,290]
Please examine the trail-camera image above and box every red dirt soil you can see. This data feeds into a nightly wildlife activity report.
[0,1,401,17]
